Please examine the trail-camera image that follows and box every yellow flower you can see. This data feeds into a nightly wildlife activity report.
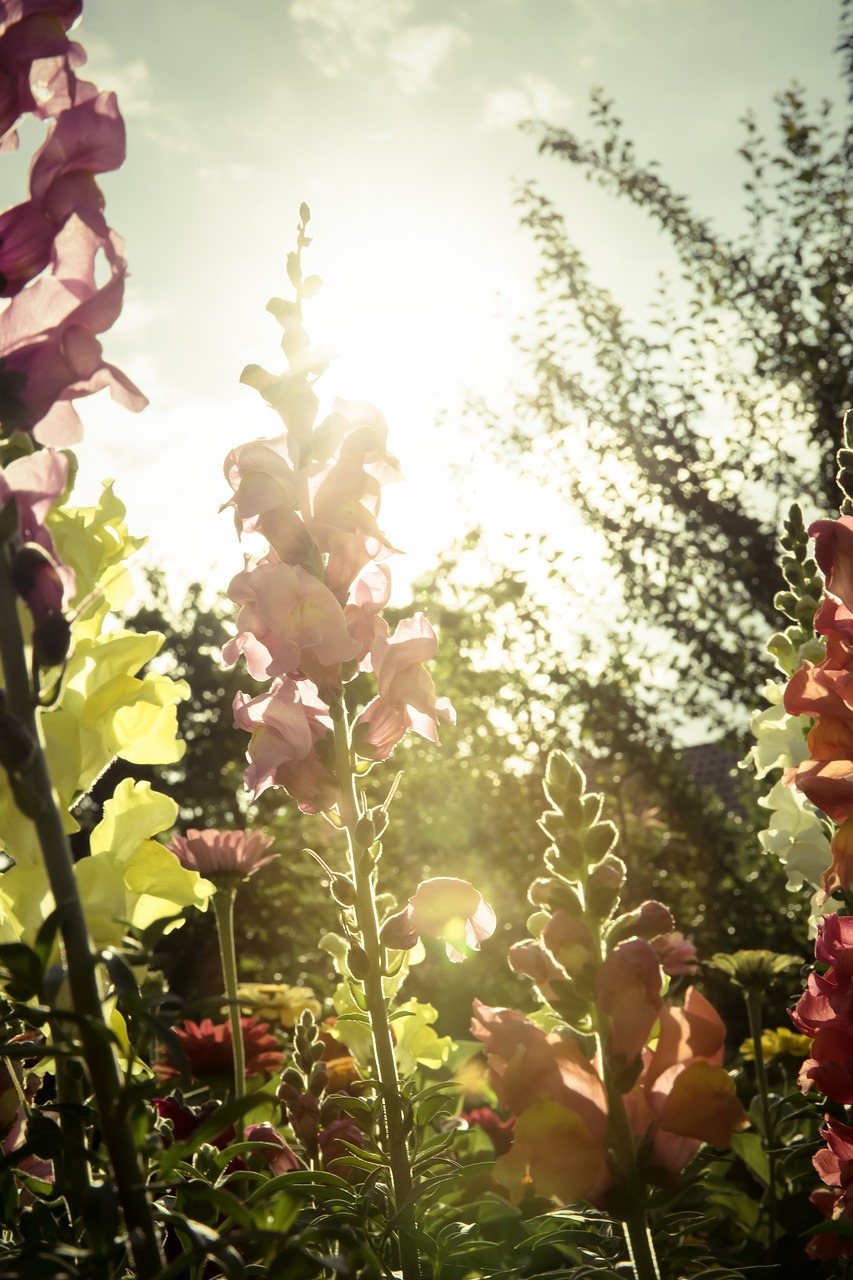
[739,1026,813,1062]
[237,982,322,1028]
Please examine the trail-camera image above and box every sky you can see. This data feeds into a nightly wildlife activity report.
[1,0,844,608]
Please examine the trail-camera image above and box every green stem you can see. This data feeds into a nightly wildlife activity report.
[213,886,245,1099]
[745,986,778,1250]
[0,549,163,1277]
[585,896,660,1280]
[330,697,420,1280]
[55,1056,91,1225]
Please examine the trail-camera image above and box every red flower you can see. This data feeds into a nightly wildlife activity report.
[244,1122,301,1175]
[461,1106,516,1155]
[155,1017,283,1082]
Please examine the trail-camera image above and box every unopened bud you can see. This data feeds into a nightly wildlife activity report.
[331,875,357,907]
[12,544,64,622]
[308,1061,328,1096]
[354,816,375,849]
[33,613,71,668]
[379,908,418,952]
[586,855,627,920]
[347,944,371,981]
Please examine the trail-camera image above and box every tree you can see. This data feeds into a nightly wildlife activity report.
[500,2,853,729]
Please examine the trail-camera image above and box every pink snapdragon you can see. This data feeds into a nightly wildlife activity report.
[0,3,87,152]
[0,228,145,443]
[353,614,456,761]
[381,877,496,962]
[0,90,124,294]
[225,554,361,686]
[595,938,665,1064]
[232,676,337,813]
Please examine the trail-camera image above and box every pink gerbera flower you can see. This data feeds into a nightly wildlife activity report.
[166,828,277,882]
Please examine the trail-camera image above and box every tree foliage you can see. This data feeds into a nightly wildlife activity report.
[505,3,853,727]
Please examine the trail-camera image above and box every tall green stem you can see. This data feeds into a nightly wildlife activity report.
[603,1077,662,1280]
[330,697,420,1280]
[0,551,163,1276]
[745,986,778,1249]
[213,886,245,1098]
[585,894,661,1280]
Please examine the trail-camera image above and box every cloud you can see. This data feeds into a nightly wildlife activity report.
[288,0,414,78]
[79,35,154,119]
[388,22,468,94]
[482,74,573,131]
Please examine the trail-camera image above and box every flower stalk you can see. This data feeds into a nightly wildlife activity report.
[745,985,778,1248]
[586,901,662,1280]
[0,547,163,1278]
[213,885,246,1099]
[330,696,420,1280]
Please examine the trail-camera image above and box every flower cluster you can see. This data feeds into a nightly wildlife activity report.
[783,516,853,901]
[471,750,747,1210]
[0,0,146,677]
[471,983,745,1206]
[791,913,853,1257]
[222,208,453,812]
[0,0,145,446]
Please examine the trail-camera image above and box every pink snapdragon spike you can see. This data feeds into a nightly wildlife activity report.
[226,225,455,828]
[353,614,456,761]
[382,877,496,962]
[166,829,277,883]
[472,985,747,1207]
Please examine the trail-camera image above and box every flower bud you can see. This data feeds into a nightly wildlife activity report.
[12,544,64,623]
[308,1060,329,1096]
[585,854,627,920]
[347,944,371,981]
[33,613,71,668]
[354,815,376,849]
[380,907,419,952]
[331,874,357,906]
[606,900,675,948]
